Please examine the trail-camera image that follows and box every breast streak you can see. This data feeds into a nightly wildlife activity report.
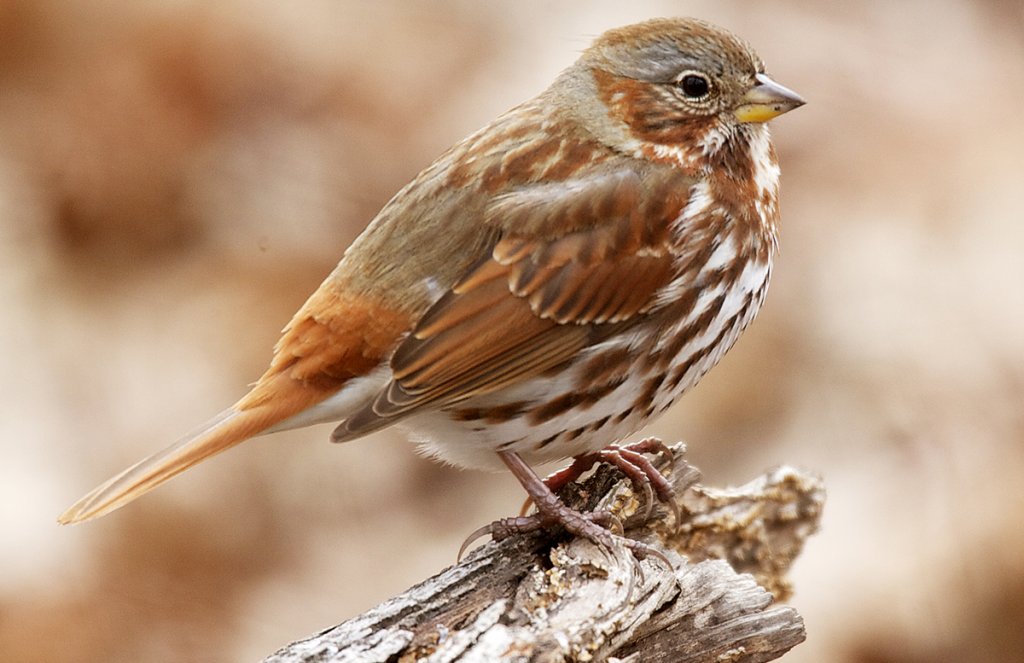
[405,179,775,471]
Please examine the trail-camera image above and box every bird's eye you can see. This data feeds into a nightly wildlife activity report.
[677,73,711,100]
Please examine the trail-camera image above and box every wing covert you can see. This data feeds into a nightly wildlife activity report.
[334,165,693,440]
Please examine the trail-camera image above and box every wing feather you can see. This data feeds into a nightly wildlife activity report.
[334,164,693,441]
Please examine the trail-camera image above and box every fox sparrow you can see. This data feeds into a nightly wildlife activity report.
[60,18,803,554]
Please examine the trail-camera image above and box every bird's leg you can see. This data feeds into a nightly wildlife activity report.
[460,450,670,565]
[519,439,679,525]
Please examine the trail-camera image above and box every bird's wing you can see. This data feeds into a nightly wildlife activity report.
[335,165,693,439]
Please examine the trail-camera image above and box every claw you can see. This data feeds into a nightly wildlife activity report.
[615,447,680,527]
[632,437,676,467]
[458,522,496,562]
[622,539,673,569]
[598,448,656,520]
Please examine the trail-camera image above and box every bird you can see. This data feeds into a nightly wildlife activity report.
[59,17,804,552]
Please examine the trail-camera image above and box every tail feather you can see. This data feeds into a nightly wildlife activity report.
[58,406,274,525]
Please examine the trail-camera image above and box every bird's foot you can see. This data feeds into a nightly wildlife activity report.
[460,450,671,566]
[520,438,679,526]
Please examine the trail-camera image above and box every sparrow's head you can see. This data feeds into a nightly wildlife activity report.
[568,17,804,166]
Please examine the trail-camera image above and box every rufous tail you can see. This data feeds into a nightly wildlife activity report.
[58,376,330,525]
[58,407,264,524]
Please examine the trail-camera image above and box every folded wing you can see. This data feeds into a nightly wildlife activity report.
[334,165,692,440]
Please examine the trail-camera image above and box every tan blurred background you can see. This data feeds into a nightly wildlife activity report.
[2,0,1022,661]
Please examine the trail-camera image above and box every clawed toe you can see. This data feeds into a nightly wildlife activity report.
[526,439,680,526]
[458,507,669,568]
[613,441,681,527]
[459,450,676,567]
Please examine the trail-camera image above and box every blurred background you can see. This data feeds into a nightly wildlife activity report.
[2,0,1022,661]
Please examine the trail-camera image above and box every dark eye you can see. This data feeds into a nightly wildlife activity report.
[678,73,710,99]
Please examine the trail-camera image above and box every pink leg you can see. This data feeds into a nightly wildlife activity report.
[460,450,670,566]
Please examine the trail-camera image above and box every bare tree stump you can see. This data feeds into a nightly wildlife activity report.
[263,443,824,662]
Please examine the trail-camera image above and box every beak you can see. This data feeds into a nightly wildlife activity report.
[734,73,806,123]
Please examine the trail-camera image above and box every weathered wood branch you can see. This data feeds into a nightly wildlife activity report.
[264,443,824,662]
